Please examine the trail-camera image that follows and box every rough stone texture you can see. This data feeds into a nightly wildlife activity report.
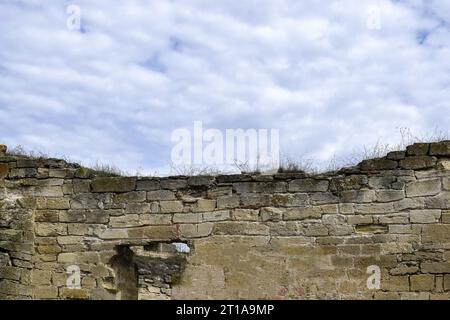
[1,142,450,300]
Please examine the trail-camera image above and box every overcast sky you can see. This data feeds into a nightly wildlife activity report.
[0,0,449,175]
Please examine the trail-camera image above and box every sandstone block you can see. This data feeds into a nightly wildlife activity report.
[354,203,394,214]
[410,274,435,291]
[114,191,146,203]
[35,223,67,237]
[422,225,450,243]
[288,179,329,192]
[387,151,406,160]
[217,196,240,209]
[147,190,175,201]
[283,207,318,221]
[257,206,283,222]
[187,176,214,186]
[202,210,230,222]
[173,213,202,224]
[232,209,259,221]
[407,143,430,156]
[140,214,172,225]
[429,141,450,156]
[341,189,376,203]
[410,209,441,223]
[406,179,441,197]
[179,223,213,238]
[160,179,187,190]
[424,192,450,209]
[193,199,216,212]
[59,288,90,300]
[400,156,437,170]
[127,226,177,240]
[136,178,160,191]
[160,201,183,213]
[360,159,398,171]
[381,275,409,291]
[34,286,58,299]
[271,193,308,207]
[375,190,405,202]
[421,262,450,274]
[31,270,52,285]
[91,177,136,193]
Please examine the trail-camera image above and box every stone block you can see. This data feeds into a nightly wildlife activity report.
[127,226,177,240]
[429,141,450,156]
[283,207,321,220]
[91,177,136,193]
[160,179,187,190]
[406,179,441,197]
[217,196,240,209]
[407,143,430,156]
[260,207,283,222]
[187,176,214,186]
[444,275,450,291]
[179,223,213,238]
[202,210,230,222]
[422,225,450,243]
[400,156,437,170]
[410,209,441,223]
[421,262,450,273]
[160,201,183,213]
[375,190,405,202]
[147,190,175,201]
[34,286,58,299]
[136,178,160,191]
[140,214,172,225]
[360,159,398,171]
[347,215,373,225]
[288,179,329,192]
[35,223,67,237]
[381,275,409,291]
[341,189,376,203]
[271,193,308,207]
[193,199,216,212]
[354,203,394,214]
[232,209,259,221]
[410,274,435,291]
[31,270,52,285]
[59,288,90,300]
[173,213,202,224]
[114,191,146,203]
[387,151,406,160]
[425,192,450,209]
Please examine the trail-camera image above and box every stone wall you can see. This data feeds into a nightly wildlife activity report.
[1,141,450,300]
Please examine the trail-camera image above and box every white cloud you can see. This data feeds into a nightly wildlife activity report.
[0,0,449,174]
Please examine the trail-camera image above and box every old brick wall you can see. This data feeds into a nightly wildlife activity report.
[0,142,450,300]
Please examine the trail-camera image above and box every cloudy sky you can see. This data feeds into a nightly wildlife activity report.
[0,0,449,175]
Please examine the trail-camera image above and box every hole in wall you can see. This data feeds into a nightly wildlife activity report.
[109,242,190,300]
[109,245,139,300]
